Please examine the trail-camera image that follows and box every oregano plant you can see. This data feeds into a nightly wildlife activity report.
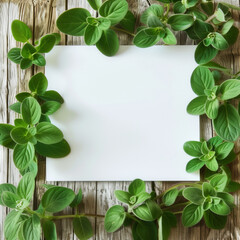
[1,0,240,239]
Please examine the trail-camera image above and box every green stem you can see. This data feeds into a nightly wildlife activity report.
[162,201,190,211]
[205,14,216,23]
[164,4,170,18]
[173,211,183,215]
[111,26,135,37]
[126,213,141,224]
[156,182,202,199]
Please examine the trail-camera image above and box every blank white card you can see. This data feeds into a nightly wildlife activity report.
[45,46,199,181]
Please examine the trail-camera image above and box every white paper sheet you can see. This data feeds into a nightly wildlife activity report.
[45,45,199,181]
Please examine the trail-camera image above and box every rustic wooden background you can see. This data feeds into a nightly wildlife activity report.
[0,0,239,239]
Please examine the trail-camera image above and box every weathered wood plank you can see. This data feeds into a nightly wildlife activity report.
[0,3,10,238]
[1,0,240,239]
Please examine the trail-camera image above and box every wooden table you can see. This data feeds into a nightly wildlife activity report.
[0,0,239,239]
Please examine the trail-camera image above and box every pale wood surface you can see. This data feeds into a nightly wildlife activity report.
[0,0,239,239]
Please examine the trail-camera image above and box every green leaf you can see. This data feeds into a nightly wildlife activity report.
[20,58,32,69]
[133,200,162,221]
[4,210,26,240]
[190,66,215,96]
[201,2,214,15]
[20,159,38,178]
[10,127,33,144]
[32,53,46,66]
[212,32,229,50]
[210,174,228,192]
[29,72,48,95]
[51,33,61,45]
[210,198,230,216]
[202,182,216,197]
[205,157,219,171]
[162,28,177,45]
[35,139,71,158]
[140,4,164,25]
[0,184,17,205]
[21,97,41,125]
[40,114,51,123]
[41,186,75,213]
[183,141,202,157]
[173,2,186,14]
[99,0,128,25]
[186,158,205,173]
[224,26,239,46]
[17,172,35,201]
[97,18,111,30]
[87,0,102,10]
[8,48,23,64]
[21,43,36,58]
[158,212,177,240]
[217,192,235,208]
[41,101,61,115]
[39,90,64,104]
[204,210,227,229]
[1,191,20,208]
[119,10,136,33]
[11,20,32,43]
[162,188,179,206]
[9,102,21,114]
[36,34,57,53]
[183,187,204,205]
[57,8,90,36]
[205,99,219,119]
[14,119,28,128]
[42,220,57,240]
[35,122,63,144]
[195,42,218,64]
[16,92,32,102]
[215,8,225,22]
[84,25,102,45]
[0,124,16,149]
[73,216,93,240]
[70,189,83,208]
[222,19,234,35]
[187,96,207,115]
[208,136,223,149]
[213,104,240,141]
[183,0,198,8]
[133,28,162,48]
[224,181,240,193]
[114,190,131,204]
[13,142,35,170]
[104,205,126,232]
[129,179,145,196]
[215,142,234,160]
[220,79,240,100]
[182,204,204,227]
[134,221,158,240]
[201,141,210,155]
[167,14,194,31]
[96,28,119,56]
[20,214,41,240]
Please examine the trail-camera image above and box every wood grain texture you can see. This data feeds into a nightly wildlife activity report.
[0,0,239,239]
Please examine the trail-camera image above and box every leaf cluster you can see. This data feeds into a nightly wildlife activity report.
[8,20,60,69]
[0,178,93,240]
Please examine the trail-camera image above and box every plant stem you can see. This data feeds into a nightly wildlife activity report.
[173,211,183,215]
[155,182,202,199]
[162,201,190,211]
[205,14,216,23]
[126,213,141,224]
[111,26,135,37]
